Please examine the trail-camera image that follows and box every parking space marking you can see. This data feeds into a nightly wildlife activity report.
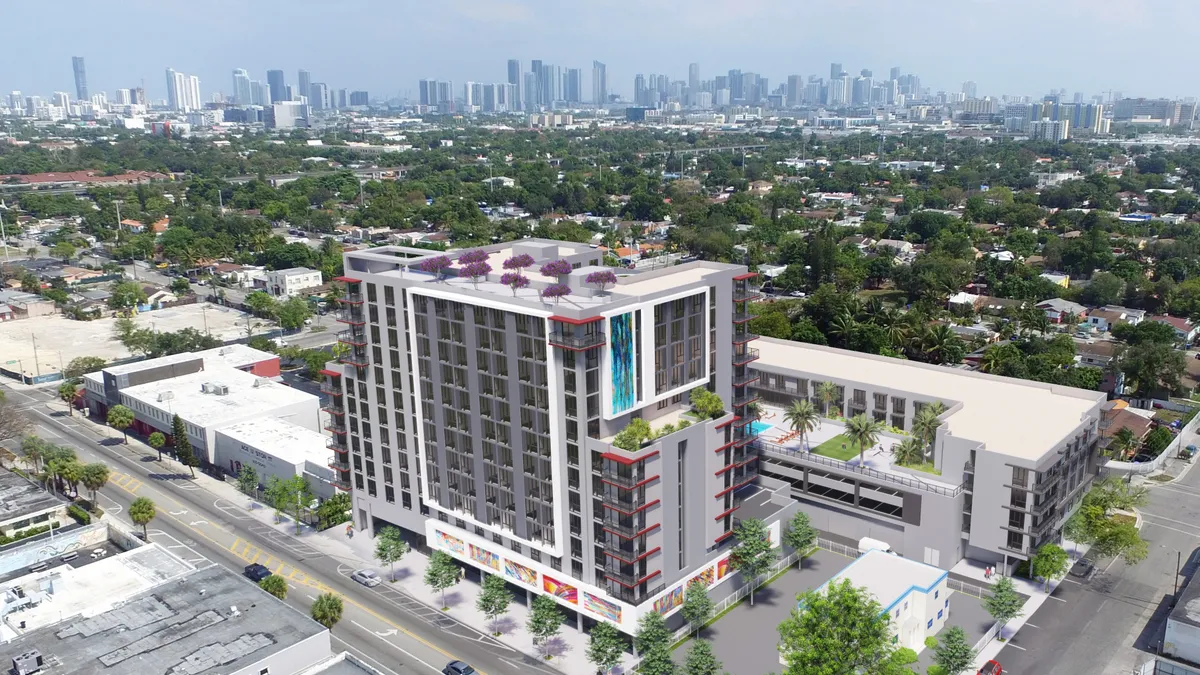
[227,537,334,593]
[1142,512,1200,529]
[110,472,143,493]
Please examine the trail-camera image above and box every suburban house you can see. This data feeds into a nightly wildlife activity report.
[258,267,324,298]
[1037,298,1088,324]
[1150,315,1198,345]
[1039,272,1070,288]
[1087,306,1146,332]
[1099,401,1154,455]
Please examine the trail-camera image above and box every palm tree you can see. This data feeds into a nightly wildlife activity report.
[783,400,820,452]
[980,346,1004,374]
[912,402,947,462]
[891,437,926,466]
[1063,311,1081,334]
[828,313,856,347]
[1107,427,1138,460]
[815,381,839,417]
[844,414,884,466]
[921,323,962,365]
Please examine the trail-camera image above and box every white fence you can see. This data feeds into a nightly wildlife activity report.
[948,577,994,599]
[1104,406,1200,479]
[973,621,1002,652]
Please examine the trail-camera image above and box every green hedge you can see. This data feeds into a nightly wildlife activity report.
[0,522,60,547]
[68,504,92,525]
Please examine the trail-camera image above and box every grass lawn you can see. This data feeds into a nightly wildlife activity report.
[1111,513,1137,525]
[812,434,861,461]
[896,461,942,476]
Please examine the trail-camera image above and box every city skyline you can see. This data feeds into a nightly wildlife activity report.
[3,0,1199,103]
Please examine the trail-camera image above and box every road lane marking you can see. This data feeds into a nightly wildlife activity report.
[350,620,443,675]
[1141,512,1200,529]
[1047,595,1067,602]
[1007,644,1028,651]
[1142,522,1200,538]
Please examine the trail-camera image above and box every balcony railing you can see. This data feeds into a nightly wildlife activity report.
[732,393,760,408]
[602,517,653,539]
[339,293,364,305]
[325,423,347,435]
[330,476,351,491]
[321,405,345,417]
[732,332,761,345]
[732,348,760,366]
[731,312,759,324]
[319,386,343,397]
[602,470,651,490]
[607,581,665,604]
[337,331,367,347]
[338,355,369,368]
[328,458,350,473]
[600,491,643,512]
[732,372,760,388]
[548,332,606,350]
[755,439,965,497]
[733,290,763,303]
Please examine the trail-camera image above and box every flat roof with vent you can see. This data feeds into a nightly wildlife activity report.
[0,556,328,675]
[118,366,317,430]
[0,467,67,527]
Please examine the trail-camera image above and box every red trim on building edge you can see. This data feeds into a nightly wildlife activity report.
[603,546,661,565]
[602,498,661,516]
[713,440,736,454]
[714,506,739,521]
[605,569,662,589]
[715,417,739,429]
[600,450,660,466]
[602,523,662,540]
[714,476,756,498]
[319,369,341,377]
[732,272,759,281]
[333,276,362,283]
[549,315,604,325]
[714,530,734,543]
[600,475,660,490]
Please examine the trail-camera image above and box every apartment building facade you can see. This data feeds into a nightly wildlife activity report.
[323,241,793,633]
[749,338,1106,572]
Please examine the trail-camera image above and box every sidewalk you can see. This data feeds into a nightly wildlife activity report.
[49,399,635,675]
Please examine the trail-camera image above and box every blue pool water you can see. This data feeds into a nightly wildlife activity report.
[750,421,773,436]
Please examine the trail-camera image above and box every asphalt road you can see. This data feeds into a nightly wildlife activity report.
[994,460,1200,675]
[3,384,558,675]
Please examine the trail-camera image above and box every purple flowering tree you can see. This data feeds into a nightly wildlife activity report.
[539,259,573,279]
[499,272,530,296]
[503,253,535,271]
[585,269,618,293]
[414,255,454,280]
[457,249,490,265]
[461,261,492,289]
[541,283,572,305]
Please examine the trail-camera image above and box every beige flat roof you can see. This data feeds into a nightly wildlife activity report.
[754,338,1104,461]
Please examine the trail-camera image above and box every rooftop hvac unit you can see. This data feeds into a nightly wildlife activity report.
[201,383,229,396]
[157,391,174,403]
[13,650,44,675]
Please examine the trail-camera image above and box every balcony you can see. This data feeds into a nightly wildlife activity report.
[607,581,665,604]
[336,307,365,326]
[732,332,761,345]
[732,348,761,366]
[733,290,763,303]
[321,405,345,417]
[320,386,343,397]
[732,393,760,408]
[601,469,654,490]
[732,372,759,388]
[600,491,644,513]
[603,564,646,588]
[731,312,759,324]
[337,331,367,347]
[338,355,369,368]
[325,423,347,435]
[548,332,606,350]
[339,293,364,305]
[328,458,351,473]
[330,476,351,491]
[602,517,656,539]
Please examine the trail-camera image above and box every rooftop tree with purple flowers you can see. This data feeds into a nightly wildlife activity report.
[500,272,530,296]
[461,261,492,288]
[503,254,535,270]
[539,259,573,279]
[541,284,572,305]
[457,249,490,265]
[585,269,618,293]
[414,255,454,280]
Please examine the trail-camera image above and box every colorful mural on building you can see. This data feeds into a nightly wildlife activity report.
[503,559,538,586]
[542,574,579,604]
[583,592,622,623]
[610,312,636,414]
[435,530,465,555]
[469,544,499,571]
[689,565,715,588]
[717,555,731,580]
[652,584,684,615]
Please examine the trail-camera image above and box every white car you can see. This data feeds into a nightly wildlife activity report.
[351,569,382,587]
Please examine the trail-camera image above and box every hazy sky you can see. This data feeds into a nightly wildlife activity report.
[4,0,1198,103]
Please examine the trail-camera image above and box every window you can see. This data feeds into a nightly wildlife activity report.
[937,609,943,620]
[927,619,933,629]
[260,669,270,675]
[934,590,939,599]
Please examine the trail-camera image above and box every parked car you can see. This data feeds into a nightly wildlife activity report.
[977,661,1002,675]
[442,661,476,675]
[1069,558,1095,579]
[244,563,272,582]
[351,568,382,587]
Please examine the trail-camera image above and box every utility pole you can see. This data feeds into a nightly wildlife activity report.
[201,304,210,335]
[0,208,8,263]
[31,333,40,377]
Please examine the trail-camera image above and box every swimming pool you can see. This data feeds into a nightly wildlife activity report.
[750,421,773,436]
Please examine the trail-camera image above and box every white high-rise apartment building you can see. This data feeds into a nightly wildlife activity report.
[166,69,201,112]
[232,69,253,105]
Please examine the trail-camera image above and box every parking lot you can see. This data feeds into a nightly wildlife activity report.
[0,303,260,378]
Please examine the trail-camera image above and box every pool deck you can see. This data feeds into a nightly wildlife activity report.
[753,405,956,488]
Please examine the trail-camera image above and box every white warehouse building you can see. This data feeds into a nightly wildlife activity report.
[214,418,337,499]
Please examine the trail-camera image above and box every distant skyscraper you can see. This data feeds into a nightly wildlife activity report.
[592,61,607,105]
[113,89,130,105]
[786,75,803,107]
[267,70,286,103]
[507,59,522,110]
[889,66,901,81]
[633,74,646,105]
[688,63,700,105]
[52,92,71,108]
[232,69,252,105]
[728,69,743,101]
[564,69,582,103]
[962,81,977,99]
[298,70,312,103]
[166,68,182,110]
[419,79,435,106]
[251,81,270,106]
[830,62,843,80]
[523,72,538,110]
[310,83,328,110]
[71,57,88,102]
[349,91,369,106]
[337,89,348,108]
